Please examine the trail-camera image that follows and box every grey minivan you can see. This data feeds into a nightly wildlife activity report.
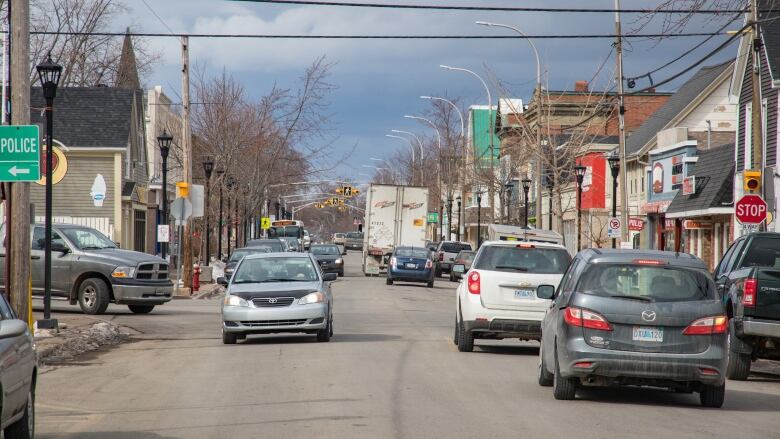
[537,249,728,407]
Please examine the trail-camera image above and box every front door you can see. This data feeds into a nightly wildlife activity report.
[31,227,73,297]
[134,209,146,252]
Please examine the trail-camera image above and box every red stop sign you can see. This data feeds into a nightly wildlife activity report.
[735,195,768,225]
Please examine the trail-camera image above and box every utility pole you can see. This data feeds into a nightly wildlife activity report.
[8,0,32,322]
[751,0,763,193]
[615,0,629,244]
[180,36,193,292]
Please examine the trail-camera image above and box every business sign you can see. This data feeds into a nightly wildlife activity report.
[157,224,170,243]
[0,125,40,182]
[682,176,696,195]
[683,220,712,230]
[607,217,621,238]
[628,217,645,231]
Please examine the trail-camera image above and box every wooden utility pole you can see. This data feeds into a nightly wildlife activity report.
[750,0,763,181]
[8,0,32,321]
[181,36,193,291]
[615,0,629,244]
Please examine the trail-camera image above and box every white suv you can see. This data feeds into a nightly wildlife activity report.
[453,241,571,352]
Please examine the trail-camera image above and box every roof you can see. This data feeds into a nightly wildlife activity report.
[665,143,735,216]
[122,182,136,198]
[580,248,707,269]
[761,1,780,82]
[30,87,137,149]
[626,61,734,157]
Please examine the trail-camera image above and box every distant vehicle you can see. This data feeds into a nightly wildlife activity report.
[425,240,439,252]
[537,250,727,408]
[434,241,472,277]
[486,224,564,246]
[245,239,285,253]
[454,240,571,352]
[219,253,336,344]
[345,232,363,251]
[362,184,428,275]
[714,232,780,380]
[0,292,36,437]
[310,244,345,277]
[278,236,301,252]
[268,220,305,244]
[449,250,475,282]
[387,246,434,288]
[0,223,172,315]
[303,230,311,250]
[224,247,272,280]
[334,233,346,245]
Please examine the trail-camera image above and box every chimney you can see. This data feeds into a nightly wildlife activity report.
[574,80,589,92]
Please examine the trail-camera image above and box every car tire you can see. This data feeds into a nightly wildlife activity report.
[317,317,331,342]
[78,277,110,315]
[435,266,441,278]
[338,270,344,277]
[457,319,474,352]
[538,343,554,387]
[4,388,34,439]
[427,280,434,288]
[222,330,237,345]
[699,383,725,408]
[128,305,155,314]
[386,278,393,285]
[553,349,577,400]
[449,272,454,282]
[453,316,460,345]
[726,322,751,381]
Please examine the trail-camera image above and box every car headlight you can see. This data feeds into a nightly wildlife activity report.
[298,292,325,305]
[223,295,249,307]
[335,258,343,265]
[111,266,135,278]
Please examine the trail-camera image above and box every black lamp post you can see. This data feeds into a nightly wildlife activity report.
[574,165,587,252]
[476,191,483,248]
[456,196,462,241]
[36,53,62,330]
[447,196,453,241]
[157,130,173,260]
[607,154,620,249]
[439,202,444,240]
[504,182,513,225]
[226,176,236,257]
[202,157,214,265]
[216,168,225,261]
[545,174,554,231]
[522,178,532,228]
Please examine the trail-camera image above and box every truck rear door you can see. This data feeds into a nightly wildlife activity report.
[737,236,780,320]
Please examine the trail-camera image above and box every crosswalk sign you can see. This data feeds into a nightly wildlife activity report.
[343,186,353,197]
[261,217,271,230]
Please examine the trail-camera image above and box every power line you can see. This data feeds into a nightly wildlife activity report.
[141,0,177,35]
[233,0,748,14]
[23,31,732,39]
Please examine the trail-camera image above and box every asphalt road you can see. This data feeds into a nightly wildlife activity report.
[36,251,780,439]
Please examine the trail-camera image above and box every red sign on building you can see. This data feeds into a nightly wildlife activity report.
[682,176,696,195]
[577,153,606,210]
[735,195,768,225]
[628,217,645,231]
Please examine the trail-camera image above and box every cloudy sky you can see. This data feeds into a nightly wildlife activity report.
[116,0,740,181]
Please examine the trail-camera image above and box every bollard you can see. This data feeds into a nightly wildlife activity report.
[193,264,201,292]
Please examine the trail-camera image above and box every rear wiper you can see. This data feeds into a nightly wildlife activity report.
[610,295,653,302]
[495,265,528,272]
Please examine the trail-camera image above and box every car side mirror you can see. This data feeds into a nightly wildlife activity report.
[536,285,556,300]
[323,272,338,282]
[217,277,228,286]
[452,264,466,274]
[0,319,27,339]
[51,242,70,254]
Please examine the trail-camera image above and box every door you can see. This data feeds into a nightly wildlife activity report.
[31,227,73,297]
[0,297,28,417]
[134,209,147,252]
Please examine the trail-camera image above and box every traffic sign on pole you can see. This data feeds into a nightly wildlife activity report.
[735,194,768,225]
[608,217,621,239]
[0,125,40,182]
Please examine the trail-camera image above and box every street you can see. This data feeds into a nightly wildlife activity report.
[35,251,780,439]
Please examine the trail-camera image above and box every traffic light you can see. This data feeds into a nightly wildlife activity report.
[335,188,344,195]
[744,169,762,193]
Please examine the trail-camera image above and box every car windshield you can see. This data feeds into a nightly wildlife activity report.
[577,264,715,302]
[473,246,570,274]
[441,242,472,253]
[61,228,117,250]
[395,248,429,259]
[232,257,319,283]
[247,240,285,252]
[228,248,270,263]
[311,245,340,255]
[346,232,362,239]
[268,226,302,238]
[739,237,780,268]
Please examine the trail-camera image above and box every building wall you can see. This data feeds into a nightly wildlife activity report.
[678,79,737,136]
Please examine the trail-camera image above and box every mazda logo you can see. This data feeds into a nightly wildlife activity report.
[268,298,278,304]
[641,310,657,322]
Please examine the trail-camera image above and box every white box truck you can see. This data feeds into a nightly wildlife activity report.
[362,184,429,275]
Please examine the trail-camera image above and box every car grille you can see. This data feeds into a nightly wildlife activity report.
[136,263,169,280]
[240,319,307,327]
[252,297,295,307]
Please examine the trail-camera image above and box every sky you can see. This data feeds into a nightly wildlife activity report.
[115,0,741,182]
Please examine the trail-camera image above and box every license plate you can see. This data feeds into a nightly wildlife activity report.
[405,263,417,269]
[514,289,534,299]
[633,326,663,342]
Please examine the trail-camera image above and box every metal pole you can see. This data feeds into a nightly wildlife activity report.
[42,96,54,324]
[217,183,223,260]
[447,198,453,241]
[577,183,583,251]
[615,0,629,243]
[477,193,482,248]
[548,189,552,231]
[205,178,210,265]
[227,195,232,257]
[612,175,618,249]
[456,200,462,241]
[524,186,530,228]
[162,157,168,259]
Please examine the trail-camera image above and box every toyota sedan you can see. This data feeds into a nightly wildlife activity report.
[219,253,336,344]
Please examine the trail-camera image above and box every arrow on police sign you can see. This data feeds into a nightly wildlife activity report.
[735,194,768,225]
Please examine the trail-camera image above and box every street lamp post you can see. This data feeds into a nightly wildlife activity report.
[522,179,532,228]
[504,182,513,225]
[202,157,214,265]
[226,176,236,257]
[608,154,621,249]
[36,53,62,330]
[447,197,453,240]
[476,192,483,248]
[390,130,424,185]
[385,134,417,185]
[574,165,587,252]
[545,174,554,231]
[456,196,462,241]
[404,115,445,234]
[216,168,225,261]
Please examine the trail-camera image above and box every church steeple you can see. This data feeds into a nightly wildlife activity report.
[116,27,140,89]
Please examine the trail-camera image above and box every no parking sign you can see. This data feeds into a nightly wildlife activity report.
[608,217,621,239]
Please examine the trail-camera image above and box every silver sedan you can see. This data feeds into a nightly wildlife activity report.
[219,252,336,344]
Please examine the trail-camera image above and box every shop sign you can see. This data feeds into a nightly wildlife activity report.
[664,219,676,230]
[683,220,712,230]
[682,176,696,195]
[628,217,644,231]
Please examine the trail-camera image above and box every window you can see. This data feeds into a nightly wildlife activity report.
[228,248,270,263]
[61,227,116,250]
[641,174,645,193]
[473,245,571,274]
[395,248,429,258]
[232,257,318,283]
[440,242,472,253]
[716,238,745,278]
[32,227,66,251]
[739,237,780,269]
[578,264,715,302]
[311,245,341,255]
[558,259,581,295]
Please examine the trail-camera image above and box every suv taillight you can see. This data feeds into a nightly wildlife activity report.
[683,316,728,335]
[425,259,433,269]
[743,278,757,307]
[438,253,444,261]
[467,271,480,295]
[564,307,612,331]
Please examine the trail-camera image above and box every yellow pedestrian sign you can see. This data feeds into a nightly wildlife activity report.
[260,217,271,230]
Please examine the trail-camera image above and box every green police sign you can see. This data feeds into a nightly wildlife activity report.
[427,212,439,224]
[0,125,40,182]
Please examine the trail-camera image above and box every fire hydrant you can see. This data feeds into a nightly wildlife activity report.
[193,264,201,292]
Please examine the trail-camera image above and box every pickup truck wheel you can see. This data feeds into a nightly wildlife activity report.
[434,266,441,278]
[726,320,752,381]
[699,383,725,408]
[4,388,34,439]
[128,305,155,314]
[386,278,393,285]
[78,278,110,315]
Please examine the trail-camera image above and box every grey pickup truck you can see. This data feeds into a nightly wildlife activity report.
[0,223,172,315]
[714,232,780,380]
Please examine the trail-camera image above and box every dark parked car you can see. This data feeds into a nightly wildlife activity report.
[224,247,272,280]
[449,250,475,282]
[310,244,345,277]
[345,232,363,251]
[538,249,727,407]
[0,293,36,438]
[714,232,780,380]
[387,246,434,288]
